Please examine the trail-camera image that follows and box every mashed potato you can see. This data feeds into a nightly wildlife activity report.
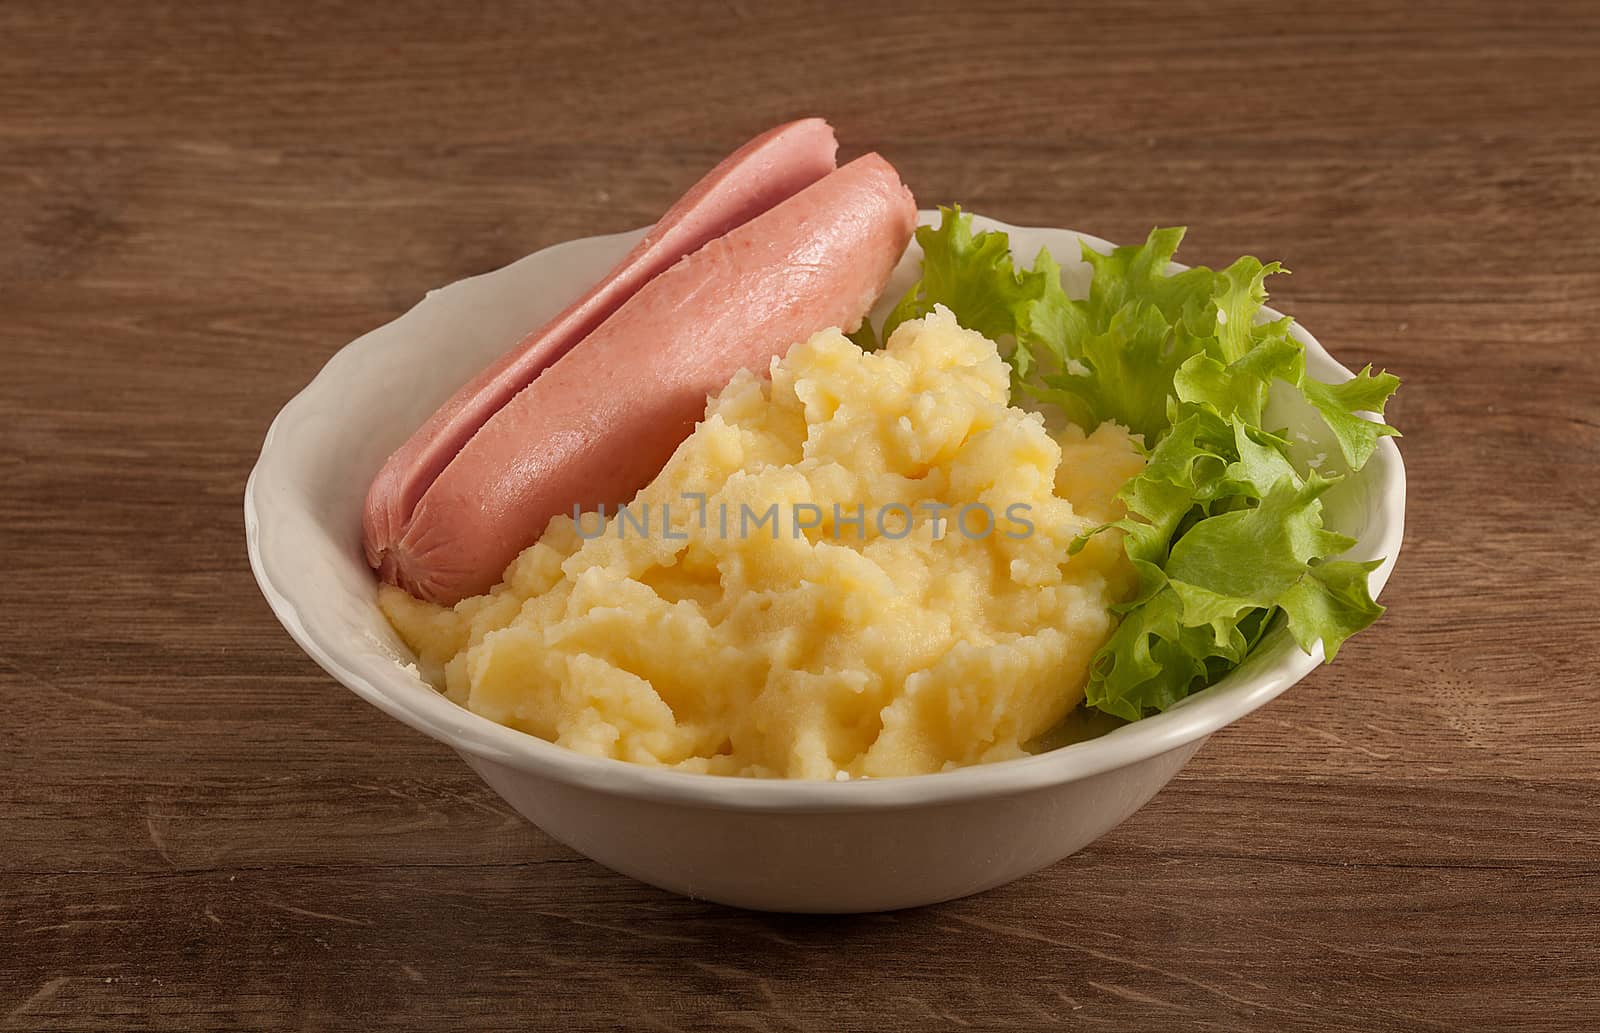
[380,307,1145,779]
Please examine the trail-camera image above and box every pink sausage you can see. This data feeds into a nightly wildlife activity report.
[364,118,839,562]
[374,153,917,603]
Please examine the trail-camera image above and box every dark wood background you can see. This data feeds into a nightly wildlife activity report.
[3,1,1597,1029]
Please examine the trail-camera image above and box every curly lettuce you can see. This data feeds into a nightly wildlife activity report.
[873,207,1399,721]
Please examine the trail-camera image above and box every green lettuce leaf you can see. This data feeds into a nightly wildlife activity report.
[1300,365,1403,468]
[871,207,1401,719]
[881,206,1055,347]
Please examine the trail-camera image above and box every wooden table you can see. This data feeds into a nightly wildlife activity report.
[4,1,1597,1029]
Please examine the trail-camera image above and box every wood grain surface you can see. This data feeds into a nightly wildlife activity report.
[3,0,1598,1029]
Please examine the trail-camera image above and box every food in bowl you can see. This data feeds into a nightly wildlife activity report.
[369,119,1401,779]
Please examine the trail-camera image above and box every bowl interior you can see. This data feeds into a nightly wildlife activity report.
[246,211,1404,808]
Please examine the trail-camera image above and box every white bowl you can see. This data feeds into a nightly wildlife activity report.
[246,212,1405,913]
